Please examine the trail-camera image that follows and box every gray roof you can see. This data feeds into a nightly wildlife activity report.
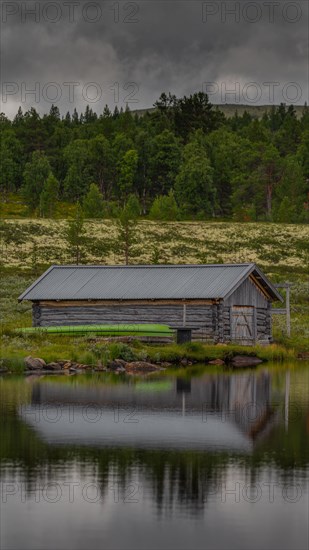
[18,264,282,302]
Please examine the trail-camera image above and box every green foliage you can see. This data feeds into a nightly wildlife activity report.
[274,197,296,223]
[64,203,87,263]
[126,193,140,218]
[149,190,180,221]
[154,91,225,140]
[118,149,138,200]
[82,183,105,218]
[115,197,140,265]
[39,174,60,218]
[0,131,23,194]
[1,97,308,222]
[108,343,137,362]
[175,131,216,216]
[22,151,51,211]
[63,140,92,201]
[148,130,181,196]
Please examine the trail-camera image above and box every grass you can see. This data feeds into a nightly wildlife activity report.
[144,341,296,364]
[0,193,76,219]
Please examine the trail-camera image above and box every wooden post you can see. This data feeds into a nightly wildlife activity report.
[286,285,291,337]
[273,282,292,337]
[183,303,186,327]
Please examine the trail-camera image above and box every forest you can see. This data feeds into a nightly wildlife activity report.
[1,92,308,223]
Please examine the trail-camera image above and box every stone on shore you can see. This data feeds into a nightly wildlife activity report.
[25,356,46,370]
[208,358,225,365]
[124,361,163,374]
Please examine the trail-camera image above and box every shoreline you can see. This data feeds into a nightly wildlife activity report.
[1,341,307,375]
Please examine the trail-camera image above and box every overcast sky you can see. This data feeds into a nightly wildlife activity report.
[1,0,308,117]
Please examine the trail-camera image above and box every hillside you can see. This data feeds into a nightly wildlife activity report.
[1,219,308,272]
[132,104,307,120]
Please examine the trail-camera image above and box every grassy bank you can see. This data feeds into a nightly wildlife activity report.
[0,337,298,373]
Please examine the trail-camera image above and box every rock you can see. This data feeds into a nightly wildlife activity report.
[108,361,122,371]
[63,362,72,369]
[124,361,163,374]
[44,362,61,371]
[231,355,263,368]
[208,358,225,365]
[107,359,128,372]
[116,365,126,373]
[0,367,8,374]
[25,356,46,370]
[160,362,173,368]
[114,359,127,366]
[180,358,188,366]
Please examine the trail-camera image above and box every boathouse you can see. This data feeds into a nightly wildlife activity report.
[18,263,283,345]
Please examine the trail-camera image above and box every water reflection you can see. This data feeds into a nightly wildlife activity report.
[20,371,278,452]
[0,366,308,550]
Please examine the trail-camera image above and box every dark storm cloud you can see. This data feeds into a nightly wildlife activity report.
[1,0,308,117]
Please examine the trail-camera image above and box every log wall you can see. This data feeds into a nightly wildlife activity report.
[33,302,218,341]
[31,276,273,344]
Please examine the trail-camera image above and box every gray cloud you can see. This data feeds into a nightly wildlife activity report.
[1,0,308,117]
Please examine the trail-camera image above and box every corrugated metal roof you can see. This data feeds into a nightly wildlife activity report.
[18,263,282,302]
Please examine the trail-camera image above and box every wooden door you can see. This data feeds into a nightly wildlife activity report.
[231,306,255,345]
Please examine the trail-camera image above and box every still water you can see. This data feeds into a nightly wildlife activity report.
[0,365,308,550]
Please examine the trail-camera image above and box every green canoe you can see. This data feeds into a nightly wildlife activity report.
[16,323,174,337]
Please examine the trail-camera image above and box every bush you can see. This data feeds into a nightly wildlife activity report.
[108,343,137,362]
[149,191,180,221]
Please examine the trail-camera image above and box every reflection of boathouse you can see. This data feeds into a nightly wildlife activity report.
[21,372,278,453]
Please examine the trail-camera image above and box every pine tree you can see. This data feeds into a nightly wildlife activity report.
[83,183,105,218]
[175,131,216,216]
[64,203,87,264]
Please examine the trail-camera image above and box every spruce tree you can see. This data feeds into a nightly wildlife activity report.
[39,174,59,217]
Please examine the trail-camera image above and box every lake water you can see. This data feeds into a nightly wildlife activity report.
[0,365,308,550]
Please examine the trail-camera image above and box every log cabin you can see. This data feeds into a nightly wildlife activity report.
[18,263,283,345]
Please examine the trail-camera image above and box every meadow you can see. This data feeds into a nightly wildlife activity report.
[0,218,308,366]
[1,218,308,269]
